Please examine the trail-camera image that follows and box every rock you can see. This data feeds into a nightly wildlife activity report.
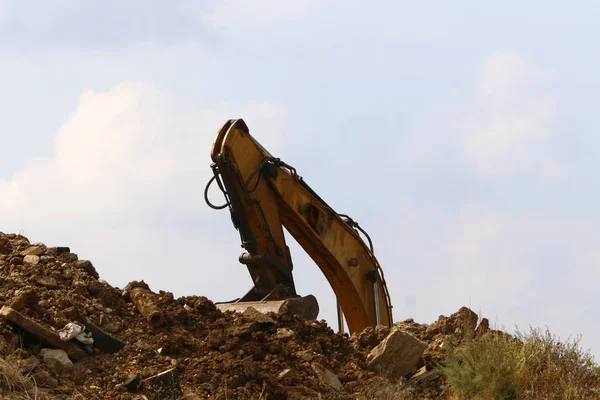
[37,276,58,288]
[274,328,296,340]
[181,395,202,400]
[32,369,59,388]
[0,237,11,254]
[276,368,292,381]
[140,368,183,400]
[410,367,443,385]
[9,256,23,266]
[40,348,74,374]
[123,375,141,392]
[74,260,99,279]
[20,246,44,256]
[311,363,343,391]
[242,355,257,378]
[10,289,38,311]
[295,349,316,362]
[476,317,490,336]
[17,355,40,373]
[242,306,276,325]
[229,322,258,337]
[358,326,379,348]
[0,334,10,354]
[367,329,428,379]
[375,325,390,341]
[23,255,40,265]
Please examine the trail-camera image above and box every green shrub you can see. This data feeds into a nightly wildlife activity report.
[440,333,521,400]
[440,327,600,400]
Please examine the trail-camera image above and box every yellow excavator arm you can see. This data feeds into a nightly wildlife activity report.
[206,119,393,334]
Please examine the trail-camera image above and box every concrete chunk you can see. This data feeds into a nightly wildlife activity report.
[40,348,73,374]
[367,329,428,379]
[311,363,343,391]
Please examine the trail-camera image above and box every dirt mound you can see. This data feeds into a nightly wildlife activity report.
[0,232,495,399]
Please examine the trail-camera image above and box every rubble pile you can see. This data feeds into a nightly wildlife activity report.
[0,232,494,399]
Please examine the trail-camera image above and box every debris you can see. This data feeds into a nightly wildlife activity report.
[242,355,257,378]
[311,363,343,391]
[0,306,87,360]
[82,319,126,353]
[23,255,40,265]
[274,327,296,340]
[36,276,58,288]
[123,281,166,328]
[367,329,428,380]
[140,368,183,400]
[40,348,74,374]
[57,321,94,345]
[123,375,141,392]
[20,246,43,256]
[10,288,38,311]
[276,368,291,381]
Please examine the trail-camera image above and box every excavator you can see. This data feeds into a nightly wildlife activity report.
[205,119,393,335]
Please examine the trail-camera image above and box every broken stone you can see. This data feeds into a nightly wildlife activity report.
[40,348,74,374]
[242,355,257,378]
[181,395,202,400]
[242,307,276,325]
[23,255,40,265]
[476,317,490,336]
[74,260,99,279]
[140,368,183,400]
[311,363,343,391]
[37,276,58,288]
[9,256,23,266]
[9,289,38,311]
[295,349,316,362]
[410,367,443,385]
[367,328,428,379]
[274,328,295,340]
[123,375,141,392]
[358,326,379,348]
[32,369,59,388]
[276,368,291,381]
[229,322,258,337]
[20,246,43,256]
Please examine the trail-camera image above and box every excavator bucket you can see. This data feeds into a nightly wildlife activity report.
[215,294,319,321]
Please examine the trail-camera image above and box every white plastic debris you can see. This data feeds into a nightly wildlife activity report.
[57,322,94,345]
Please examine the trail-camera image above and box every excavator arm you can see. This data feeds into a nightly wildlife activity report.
[207,119,393,334]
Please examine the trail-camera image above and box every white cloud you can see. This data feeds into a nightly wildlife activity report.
[0,81,288,299]
[462,51,561,179]
[431,206,600,353]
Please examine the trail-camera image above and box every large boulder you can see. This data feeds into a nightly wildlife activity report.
[367,328,428,379]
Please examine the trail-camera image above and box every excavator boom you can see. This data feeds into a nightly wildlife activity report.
[207,119,393,334]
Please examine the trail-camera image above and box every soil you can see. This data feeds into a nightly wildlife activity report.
[0,232,494,399]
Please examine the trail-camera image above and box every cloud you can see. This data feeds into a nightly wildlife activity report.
[461,51,561,180]
[433,206,599,352]
[0,81,288,299]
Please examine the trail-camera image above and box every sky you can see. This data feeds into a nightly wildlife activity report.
[1,1,599,358]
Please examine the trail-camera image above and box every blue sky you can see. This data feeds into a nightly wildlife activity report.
[1,1,599,358]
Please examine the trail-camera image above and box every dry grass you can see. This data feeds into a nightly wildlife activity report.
[440,327,600,400]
